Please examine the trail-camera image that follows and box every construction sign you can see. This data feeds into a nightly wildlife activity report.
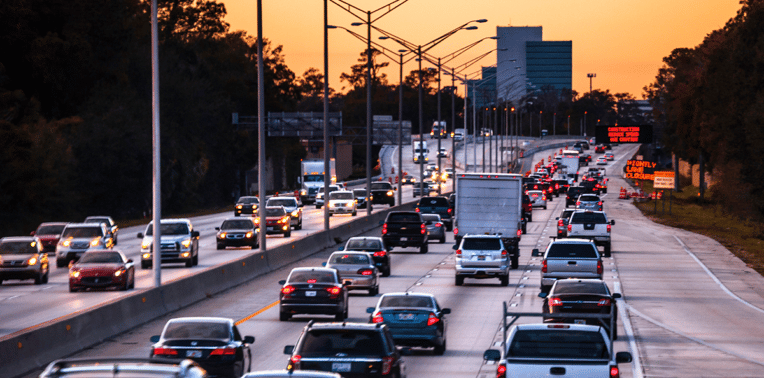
[653,171,675,189]
[624,160,656,181]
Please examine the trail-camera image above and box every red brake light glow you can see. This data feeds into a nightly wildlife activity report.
[455,249,462,256]
[541,259,548,273]
[358,269,374,276]
[372,311,384,323]
[610,366,620,378]
[327,286,341,295]
[382,356,393,375]
[496,364,507,378]
[153,347,178,356]
[548,297,563,307]
[281,285,296,294]
[598,298,612,306]
[291,355,302,364]
[453,227,458,235]
[209,348,236,356]
[382,223,388,235]
[597,260,604,275]
[420,223,426,235]
[427,312,439,326]
[501,250,508,258]
[307,279,317,283]
[373,251,386,257]
[607,224,611,233]
[415,208,420,212]
[435,222,443,228]
[568,224,572,232]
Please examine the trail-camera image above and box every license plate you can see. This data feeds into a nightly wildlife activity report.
[268,227,276,231]
[332,362,351,372]
[400,237,407,241]
[186,350,202,358]
[305,291,316,297]
[478,255,486,261]
[397,313,415,321]
[574,319,586,325]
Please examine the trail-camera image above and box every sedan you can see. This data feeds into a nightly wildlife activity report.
[278,267,349,321]
[0,236,50,285]
[596,156,608,165]
[413,180,438,197]
[527,190,547,209]
[243,371,340,378]
[437,147,448,158]
[255,207,291,238]
[576,194,603,211]
[366,292,450,355]
[604,151,615,161]
[539,278,620,339]
[323,252,379,295]
[556,209,576,238]
[150,317,255,378]
[341,236,390,277]
[422,213,446,243]
[352,188,373,209]
[69,250,134,292]
[31,222,67,254]
[235,196,260,216]
[216,218,259,250]
[266,197,303,230]
[401,175,416,186]
[327,190,357,216]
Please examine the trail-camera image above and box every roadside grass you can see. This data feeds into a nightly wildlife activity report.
[633,182,764,276]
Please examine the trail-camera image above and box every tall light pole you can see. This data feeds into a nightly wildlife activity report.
[323,0,330,231]
[436,58,442,194]
[397,51,405,205]
[150,0,162,286]
[587,73,596,93]
[256,0,267,259]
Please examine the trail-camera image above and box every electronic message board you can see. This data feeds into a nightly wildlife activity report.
[595,125,653,144]
[624,160,656,181]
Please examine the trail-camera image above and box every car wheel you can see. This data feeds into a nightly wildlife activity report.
[34,272,43,285]
[522,223,527,234]
[216,243,224,250]
[185,257,194,268]
[129,275,135,289]
[121,279,129,291]
[328,213,333,217]
[296,220,302,230]
[511,256,519,270]
[604,243,612,257]
[251,241,258,249]
[56,259,67,268]
[543,204,547,209]
[440,237,446,244]
[420,244,428,254]
[528,214,533,222]
[434,339,446,355]
[193,253,199,266]
[235,213,240,217]
[279,311,291,321]
[42,272,49,284]
[500,275,509,286]
[0,279,3,285]
[285,230,291,238]
[383,267,391,277]
[335,310,346,321]
[455,275,464,286]
[141,261,151,269]
[369,285,379,296]
[316,205,321,209]
[69,285,77,293]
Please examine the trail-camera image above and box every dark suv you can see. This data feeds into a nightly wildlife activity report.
[370,182,396,206]
[382,211,428,253]
[565,186,587,207]
[415,196,452,231]
[284,322,406,377]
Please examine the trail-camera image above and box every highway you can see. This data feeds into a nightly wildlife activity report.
[5,137,764,378]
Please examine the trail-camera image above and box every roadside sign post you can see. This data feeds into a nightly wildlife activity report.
[653,171,675,215]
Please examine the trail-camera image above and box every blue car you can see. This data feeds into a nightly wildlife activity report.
[366,292,450,355]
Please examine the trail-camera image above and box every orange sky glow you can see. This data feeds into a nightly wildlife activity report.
[221,0,741,98]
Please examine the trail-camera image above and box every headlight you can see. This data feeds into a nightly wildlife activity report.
[236,205,243,209]
[387,191,393,196]
[291,210,299,217]
[245,231,254,238]
[114,269,124,277]
[70,271,81,278]
[328,202,335,208]
[254,218,260,224]
[62,239,72,247]
[181,239,192,248]
[90,238,101,247]
[142,240,151,249]
[300,189,307,196]
[218,232,227,239]
[27,256,38,265]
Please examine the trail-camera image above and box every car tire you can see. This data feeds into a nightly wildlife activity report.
[235,213,240,217]
[141,261,151,269]
[511,256,519,269]
[316,205,321,209]
[42,272,49,284]
[420,244,428,254]
[604,243,611,257]
[500,275,509,286]
[185,257,194,268]
[383,267,391,277]
[193,253,199,266]
[434,339,446,355]
[369,285,379,296]
[216,243,224,250]
[522,223,527,234]
[69,286,77,293]
[285,230,291,238]
[56,259,67,268]
[335,310,345,321]
[528,214,533,222]
[296,220,302,230]
[251,241,258,249]
[543,204,547,210]
[121,279,129,291]
[279,311,291,321]
[455,275,464,286]
[129,275,135,289]
[352,210,357,216]
[34,272,43,285]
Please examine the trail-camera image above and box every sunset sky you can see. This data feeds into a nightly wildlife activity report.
[221,0,741,98]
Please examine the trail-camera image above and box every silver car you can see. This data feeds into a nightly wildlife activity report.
[266,196,303,230]
[0,236,50,285]
[56,223,115,268]
[324,251,379,295]
[422,214,446,244]
[527,190,547,210]
[315,184,340,209]
[576,194,603,211]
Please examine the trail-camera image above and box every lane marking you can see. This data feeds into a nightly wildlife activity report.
[614,282,644,378]
[236,300,279,325]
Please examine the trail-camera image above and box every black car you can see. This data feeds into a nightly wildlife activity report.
[341,237,391,277]
[414,196,453,231]
[539,278,620,339]
[565,186,587,207]
[369,182,396,206]
[235,196,260,216]
[284,322,406,377]
[216,218,259,250]
[382,211,429,253]
[352,188,372,210]
[278,267,349,321]
[366,292,450,355]
[150,317,255,378]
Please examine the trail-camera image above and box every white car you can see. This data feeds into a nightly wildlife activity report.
[596,156,608,165]
[527,190,547,209]
[327,190,357,216]
[437,148,448,158]
[604,152,615,161]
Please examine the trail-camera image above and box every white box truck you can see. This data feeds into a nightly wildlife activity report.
[413,141,428,164]
[560,150,580,182]
[454,173,523,268]
[298,159,336,204]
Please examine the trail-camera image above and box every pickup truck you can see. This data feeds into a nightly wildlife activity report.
[536,238,603,292]
[566,210,614,256]
[370,181,396,206]
[484,322,632,378]
[415,196,452,231]
[382,211,429,253]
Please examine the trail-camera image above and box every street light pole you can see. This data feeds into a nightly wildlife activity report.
[451,68,456,188]
[418,45,424,198]
[366,11,373,215]
[323,0,330,231]
[150,0,162,286]
[256,0,267,259]
[398,52,404,205]
[436,57,442,195]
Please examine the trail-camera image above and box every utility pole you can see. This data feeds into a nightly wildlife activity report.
[587,73,596,93]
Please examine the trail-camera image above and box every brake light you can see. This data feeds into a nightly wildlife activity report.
[610,365,620,378]
[421,223,426,235]
[307,279,317,283]
[447,208,452,214]
[542,195,547,201]
[541,259,548,273]
[501,250,508,258]
[496,363,507,378]
[555,183,559,189]
[281,285,296,295]
[358,269,374,276]
[598,201,603,206]
[373,250,386,257]
[607,224,611,233]
[153,347,178,356]
[427,312,439,326]
[435,222,443,228]
[382,223,388,235]
[291,354,302,365]
[568,224,572,232]
[576,201,581,206]
[597,260,603,275]
[455,249,462,256]
[372,311,384,323]
[558,219,563,227]
[517,229,521,237]
[382,356,393,375]
[598,298,611,306]
[415,208,420,212]
[548,297,563,306]
[209,347,236,356]
[453,227,458,235]
[327,286,341,295]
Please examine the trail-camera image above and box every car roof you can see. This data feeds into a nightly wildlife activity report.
[268,197,298,201]
[64,223,105,229]
[347,236,383,242]
[166,317,233,325]
[380,292,435,299]
[550,238,597,245]
[40,358,204,378]
[462,234,501,239]
[306,322,385,332]
[515,323,602,332]
[243,371,341,378]
[290,267,336,274]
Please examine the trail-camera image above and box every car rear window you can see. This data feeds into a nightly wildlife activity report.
[568,187,586,194]
[461,238,501,250]
[36,224,66,235]
[387,213,421,222]
[300,330,385,356]
[546,243,599,258]
[570,213,607,224]
[418,198,449,207]
[0,241,37,254]
[329,253,370,265]
[164,322,230,340]
[346,239,382,250]
[579,195,599,202]
[380,295,434,308]
[552,281,609,295]
[288,270,336,283]
[508,329,608,359]
[422,214,441,223]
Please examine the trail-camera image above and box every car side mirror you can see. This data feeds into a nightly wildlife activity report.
[616,351,633,363]
[127,259,133,263]
[215,227,220,231]
[441,308,451,314]
[137,233,144,239]
[612,293,622,299]
[483,349,501,361]
[278,280,286,285]
[366,307,375,314]
[321,262,327,267]
[338,246,345,251]
[452,245,458,250]
[150,335,160,343]
[555,217,559,220]
[284,345,294,355]
[191,231,200,238]
[342,279,352,286]
[532,248,542,257]
[399,347,413,356]
[30,231,36,236]
[610,220,616,225]
[538,292,548,298]
[243,336,255,344]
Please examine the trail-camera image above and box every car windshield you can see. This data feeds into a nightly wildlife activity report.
[36,224,66,235]
[146,222,190,236]
[379,295,433,308]
[62,227,103,238]
[330,192,354,200]
[79,252,123,264]
[547,243,598,258]
[237,196,259,204]
[553,281,609,295]
[287,270,336,283]
[330,253,370,265]
[266,207,287,217]
[268,199,297,207]
[370,183,391,190]
[163,322,230,340]
[300,330,384,357]
[221,220,255,230]
[346,239,382,251]
[85,217,110,225]
[507,329,609,359]
[461,238,501,250]
[303,174,324,182]
[570,213,607,224]
[353,189,367,196]
[0,241,37,254]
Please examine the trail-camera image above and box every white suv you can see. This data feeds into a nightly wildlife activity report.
[453,234,510,286]
[327,190,357,216]
[56,223,115,267]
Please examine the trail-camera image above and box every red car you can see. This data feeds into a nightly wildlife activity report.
[255,206,292,238]
[31,222,68,254]
[69,250,135,292]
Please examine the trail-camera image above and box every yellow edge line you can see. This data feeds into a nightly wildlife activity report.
[236,300,280,325]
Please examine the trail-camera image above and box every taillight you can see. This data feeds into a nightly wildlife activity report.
[598,298,611,306]
[427,312,439,326]
[382,223,388,235]
[435,222,443,228]
[548,297,563,306]
[558,219,563,227]
[501,250,508,258]
[358,269,374,276]
[455,249,462,256]
[281,285,296,295]
[496,363,507,378]
[327,286,341,295]
[381,356,393,375]
[290,354,302,366]
[542,195,547,200]
[541,259,548,273]
[209,347,236,356]
[597,260,603,275]
[516,229,521,237]
[453,227,458,235]
[607,224,611,233]
[598,201,603,206]
[447,208,452,214]
[421,223,426,235]
[373,250,386,257]
[372,311,384,323]
[567,224,572,232]
[415,208,420,212]
[153,347,178,356]
[610,365,620,378]
[576,201,581,206]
